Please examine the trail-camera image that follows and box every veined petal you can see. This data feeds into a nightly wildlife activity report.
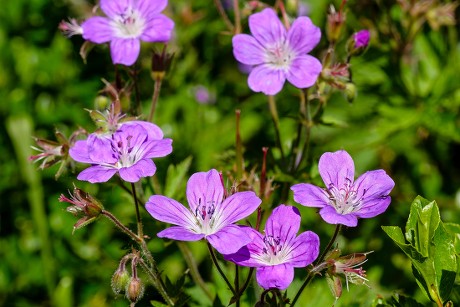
[256,264,294,290]
[287,231,319,267]
[207,224,252,254]
[291,183,329,208]
[213,191,261,230]
[146,195,198,229]
[137,0,168,16]
[186,169,224,214]
[224,227,265,267]
[86,135,118,164]
[287,16,321,54]
[355,196,391,218]
[157,226,204,241]
[123,121,164,139]
[140,14,174,42]
[319,206,358,227]
[110,38,140,66]
[286,55,322,89]
[144,138,173,158]
[118,159,156,182]
[247,64,286,95]
[265,205,300,245]
[319,150,355,190]
[100,0,132,19]
[77,165,117,183]
[354,169,395,200]
[69,140,92,163]
[249,8,286,46]
[81,17,113,43]
[232,34,265,65]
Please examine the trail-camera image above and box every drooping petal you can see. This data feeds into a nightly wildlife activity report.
[286,231,320,267]
[249,8,286,46]
[247,64,286,95]
[110,38,140,66]
[118,159,156,182]
[100,0,132,19]
[224,227,265,267]
[212,191,261,230]
[264,205,300,245]
[291,183,329,208]
[287,16,321,54]
[81,17,114,43]
[186,169,224,214]
[232,34,265,65]
[319,206,358,227]
[319,150,355,190]
[137,0,168,16]
[69,140,92,163]
[256,264,294,290]
[207,224,253,254]
[77,165,118,183]
[146,195,198,230]
[286,55,322,89]
[140,14,174,42]
[157,226,204,241]
[143,138,173,158]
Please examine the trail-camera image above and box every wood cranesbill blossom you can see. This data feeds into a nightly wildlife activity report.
[70,121,172,183]
[146,169,262,254]
[291,150,395,227]
[232,8,322,95]
[225,205,320,290]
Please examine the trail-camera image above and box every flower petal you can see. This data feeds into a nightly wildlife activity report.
[81,17,113,43]
[319,206,358,227]
[110,38,140,66]
[256,264,294,290]
[77,165,117,183]
[69,140,92,163]
[249,8,286,46]
[137,0,168,16]
[140,14,174,42]
[232,34,265,65]
[291,183,329,208]
[87,135,118,164]
[186,169,224,214]
[144,138,173,158]
[265,205,300,245]
[224,227,265,267]
[123,121,164,139]
[286,55,322,89]
[118,159,156,182]
[146,195,198,230]
[286,231,319,267]
[100,0,132,19]
[287,16,321,54]
[207,224,252,254]
[212,191,261,230]
[319,150,355,189]
[247,64,286,95]
[157,226,204,241]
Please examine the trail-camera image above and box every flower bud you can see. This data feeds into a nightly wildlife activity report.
[344,82,357,103]
[151,46,174,82]
[346,30,370,57]
[126,277,144,303]
[111,268,130,294]
[326,2,346,44]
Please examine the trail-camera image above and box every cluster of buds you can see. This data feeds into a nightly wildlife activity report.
[111,253,145,305]
[398,0,457,31]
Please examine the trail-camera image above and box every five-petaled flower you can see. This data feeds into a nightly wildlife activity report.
[291,150,395,227]
[62,0,174,66]
[232,8,322,95]
[225,205,319,290]
[146,169,262,255]
[70,121,172,183]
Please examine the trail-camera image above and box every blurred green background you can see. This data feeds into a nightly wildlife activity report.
[1,0,459,306]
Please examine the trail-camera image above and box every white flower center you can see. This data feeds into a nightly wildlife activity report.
[264,41,295,70]
[111,8,146,38]
[111,134,145,168]
[190,198,221,235]
[327,178,364,215]
[254,235,291,265]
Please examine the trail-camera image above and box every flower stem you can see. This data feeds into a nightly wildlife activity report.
[293,89,312,173]
[138,258,175,306]
[213,0,234,32]
[234,264,240,307]
[235,110,243,179]
[232,0,241,34]
[267,95,285,161]
[131,183,143,238]
[101,210,141,243]
[207,242,236,295]
[148,78,162,122]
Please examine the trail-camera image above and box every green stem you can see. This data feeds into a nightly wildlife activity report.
[213,0,234,32]
[234,264,240,307]
[207,242,236,295]
[131,183,143,238]
[138,258,175,306]
[293,89,312,172]
[148,78,162,122]
[101,210,141,243]
[232,0,241,34]
[267,95,285,161]
[238,267,254,297]
[235,110,243,179]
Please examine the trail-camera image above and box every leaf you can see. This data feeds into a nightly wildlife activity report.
[163,156,193,199]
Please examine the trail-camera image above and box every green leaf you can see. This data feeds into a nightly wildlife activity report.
[164,156,193,199]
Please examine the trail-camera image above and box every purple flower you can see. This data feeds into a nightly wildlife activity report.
[232,8,322,95]
[225,205,319,290]
[75,0,174,66]
[353,30,370,48]
[291,150,395,227]
[70,121,172,183]
[146,169,262,254]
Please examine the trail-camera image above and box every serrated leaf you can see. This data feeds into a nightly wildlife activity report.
[164,156,193,199]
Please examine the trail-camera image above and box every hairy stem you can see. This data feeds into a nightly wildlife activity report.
[207,242,236,295]
[267,95,285,161]
[148,78,162,122]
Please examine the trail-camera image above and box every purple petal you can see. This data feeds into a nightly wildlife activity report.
[291,183,329,208]
[319,206,358,227]
[247,64,286,95]
[110,38,140,66]
[286,55,322,89]
[356,196,392,218]
[287,16,321,54]
[100,0,132,19]
[118,159,156,182]
[319,150,355,190]
[249,8,285,46]
[140,14,174,42]
[232,34,265,65]
[122,121,164,139]
[144,138,173,158]
[137,0,168,16]
[81,17,113,43]
[256,264,294,290]
[213,191,261,230]
[287,231,319,267]
[265,205,300,245]
[77,165,117,183]
[186,169,224,214]
[69,140,92,163]
[146,195,197,229]
[87,135,118,164]
[224,227,265,266]
[157,226,204,241]
[207,224,252,254]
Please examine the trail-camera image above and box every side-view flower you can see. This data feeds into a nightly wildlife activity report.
[232,8,322,95]
[225,205,320,290]
[146,169,262,254]
[291,150,395,227]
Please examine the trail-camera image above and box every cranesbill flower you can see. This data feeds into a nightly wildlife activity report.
[146,169,262,254]
[291,150,395,227]
[225,205,319,290]
[70,122,172,183]
[232,8,322,95]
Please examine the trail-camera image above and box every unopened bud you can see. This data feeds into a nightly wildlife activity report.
[347,30,370,57]
[326,2,346,44]
[151,46,174,82]
[344,83,357,103]
[111,268,130,294]
[126,277,144,303]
